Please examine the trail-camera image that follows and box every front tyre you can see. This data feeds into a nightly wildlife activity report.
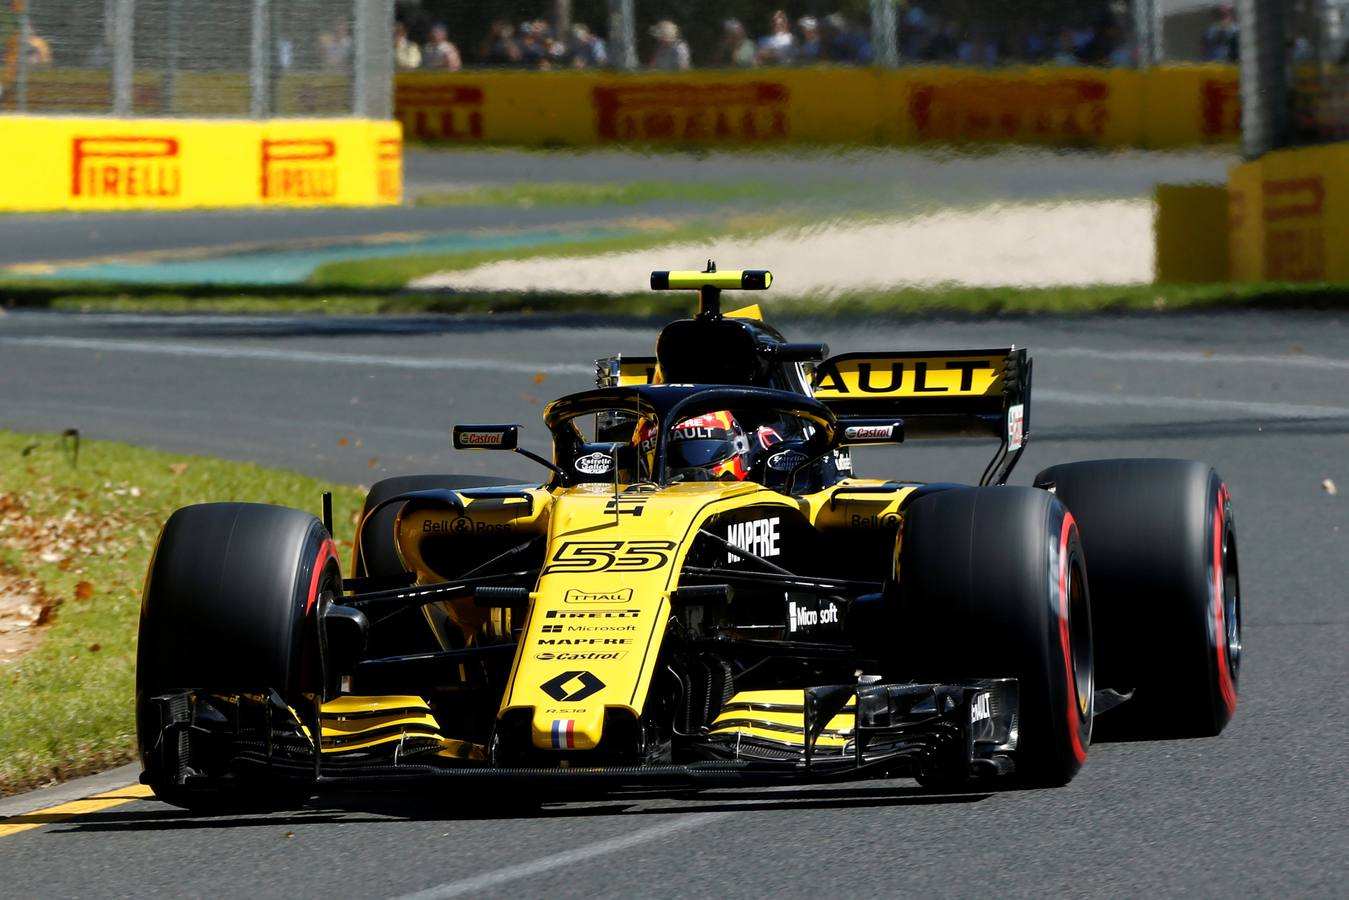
[896,487,1093,788]
[137,503,339,811]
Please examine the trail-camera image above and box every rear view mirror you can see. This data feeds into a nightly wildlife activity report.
[452,425,520,451]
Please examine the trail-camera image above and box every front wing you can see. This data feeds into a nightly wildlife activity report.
[142,678,1018,793]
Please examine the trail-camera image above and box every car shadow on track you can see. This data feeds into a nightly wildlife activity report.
[39,783,989,833]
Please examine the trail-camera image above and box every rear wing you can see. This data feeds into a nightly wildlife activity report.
[811,347,1031,485]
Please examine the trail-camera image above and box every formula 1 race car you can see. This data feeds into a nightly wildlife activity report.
[136,265,1241,809]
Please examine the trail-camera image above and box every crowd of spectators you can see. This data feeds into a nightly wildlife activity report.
[391,4,1258,72]
[394,18,609,71]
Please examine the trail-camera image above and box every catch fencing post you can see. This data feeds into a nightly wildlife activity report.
[1237,0,1289,157]
[15,1,29,111]
[111,0,134,115]
[249,0,271,118]
[607,0,636,71]
[870,0,898,67]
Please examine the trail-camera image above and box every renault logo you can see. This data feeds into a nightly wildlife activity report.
[540,670,606,702]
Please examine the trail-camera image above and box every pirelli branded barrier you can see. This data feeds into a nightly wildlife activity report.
[1228,142,1349,282]
[394,64,1240,150]
[0,118,402,211]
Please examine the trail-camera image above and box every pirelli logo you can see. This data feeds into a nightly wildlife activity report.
[909,78,1110,142]
[71,136,181,198]
[593,82,789,142]
[260,138,337,201]
[1201,77,1241,139]
[377,136,402,202]
[396,84,484,140]
[1263,176,1327,281]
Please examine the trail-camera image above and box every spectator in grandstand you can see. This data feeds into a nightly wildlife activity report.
[479,20,523,67]
[902,7,931,61]
[1078,11,1119,65]
[648,20,691,72]
[1050,27,1080,65]
[756,10,797,66]
[394,22,422,70]
[1201,4,1239,62]
[570,24,608,69]
[922,18,961,61]
[423,23,462,71]
[31,30,52,66]
[796,17,822,64]
[519,20,552,70]
[958,27,999,66]
[1021,25,1051,63]
[714,19,757,68]
[319,20,353,70]
[824,12,874,64]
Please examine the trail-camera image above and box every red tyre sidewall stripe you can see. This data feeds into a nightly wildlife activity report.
[305,537,339,615]
[1058,512,1087,765]
[1213,484,1238,714]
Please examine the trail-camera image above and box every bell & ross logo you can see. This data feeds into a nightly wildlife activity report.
[71,136,181,198]
[260,138,337,201]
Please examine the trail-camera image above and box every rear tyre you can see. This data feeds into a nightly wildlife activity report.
[896,487,1093,788]
[1034,459,1240,739]
[352,474,519,578]
[137,503,340,811]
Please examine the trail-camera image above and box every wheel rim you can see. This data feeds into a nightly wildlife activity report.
[1222,528,1241,686]
[1067,551,1094,720]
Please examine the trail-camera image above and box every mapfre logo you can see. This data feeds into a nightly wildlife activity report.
[593,82,789,142]
[260,138,337,201]
[71,136,181,198]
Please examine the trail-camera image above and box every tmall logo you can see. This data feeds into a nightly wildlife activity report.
[539,670,606,702]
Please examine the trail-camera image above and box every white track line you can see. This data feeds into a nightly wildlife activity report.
[0,336,594,376]
[394,812,730,900]
[5,335,1347,420]
[1034,388,1349,420]
[1042,345,1349,372]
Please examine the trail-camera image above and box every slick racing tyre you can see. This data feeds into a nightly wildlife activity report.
[897,487,1093,788]
[137,503,340,812]
[1034,459,1240,739]
[351,474,518,578]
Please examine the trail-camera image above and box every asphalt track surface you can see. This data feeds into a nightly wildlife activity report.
[0,148,1232,268]
[0,308,1346,898]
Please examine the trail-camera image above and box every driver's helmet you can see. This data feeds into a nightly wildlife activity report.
[668,411,753,481]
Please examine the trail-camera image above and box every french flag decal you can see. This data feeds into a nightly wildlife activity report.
[550,719,576,749]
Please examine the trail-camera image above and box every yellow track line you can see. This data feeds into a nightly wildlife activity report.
[0,784,154,839]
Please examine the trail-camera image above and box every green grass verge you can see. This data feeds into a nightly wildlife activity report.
[413,179,782,209]
[3,280,1346,318]
[0,431,363,795]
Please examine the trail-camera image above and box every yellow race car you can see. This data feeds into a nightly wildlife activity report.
[136,265,1241,809]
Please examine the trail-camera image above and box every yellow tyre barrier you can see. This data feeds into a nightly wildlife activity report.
[393,65,1239,150]
[0,117,401,212]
